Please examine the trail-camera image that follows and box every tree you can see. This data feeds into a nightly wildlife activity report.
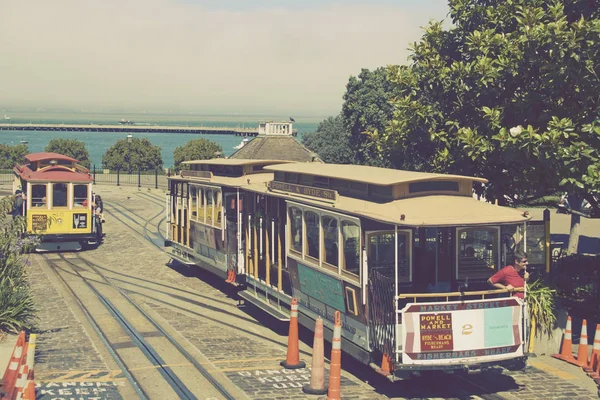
[342,67,400,167]
[173,138,223,172]
[302,115,355,164]
[0,144,28,169]
[377,0,600,253]
[45,139,91,169]
[102,138,163,173]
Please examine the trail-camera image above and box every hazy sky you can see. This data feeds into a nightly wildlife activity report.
[0,0,450,116]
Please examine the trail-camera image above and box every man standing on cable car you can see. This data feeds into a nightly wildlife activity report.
[487,250,530,298]
[12,189,26,218]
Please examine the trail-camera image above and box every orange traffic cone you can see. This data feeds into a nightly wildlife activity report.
[576,319,590,368]
[589,354,600,379]
[586,324,600,372]
[22,379,36,400]
[12,363,30,400]
[1,331,26,398]
[552,316,575,363]
[593,360,600,383]
[280,298,306,369]
[377,353,395,376]
[325,311,342,400]
[303,317,327,395]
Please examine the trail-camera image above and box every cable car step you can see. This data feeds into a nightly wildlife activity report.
[237,290,290,321]
[36,241,82,252]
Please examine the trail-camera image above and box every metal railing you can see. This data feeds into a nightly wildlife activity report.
[91,166,169,190]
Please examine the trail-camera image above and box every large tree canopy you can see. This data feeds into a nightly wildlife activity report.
[374,0,600,252]
[342,67,400,167]
[45,139,91,169]
[102,138,163,173]
[0,144,28,169]
[302,115,354,164]
[173,138,223,172]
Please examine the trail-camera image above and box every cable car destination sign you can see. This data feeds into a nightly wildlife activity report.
[400,298,524,365]
[268,181,337,201]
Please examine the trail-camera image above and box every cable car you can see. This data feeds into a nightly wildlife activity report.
[13,152,102,251]
[166,159,532,379]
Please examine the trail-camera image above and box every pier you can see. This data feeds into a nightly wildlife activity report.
[0,123,261,136]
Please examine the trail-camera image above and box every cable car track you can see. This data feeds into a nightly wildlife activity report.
[103,204,166,251]
[42,253,238,400]
[134,191,166,207]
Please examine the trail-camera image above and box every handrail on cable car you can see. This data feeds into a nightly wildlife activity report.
[397,288,512,302]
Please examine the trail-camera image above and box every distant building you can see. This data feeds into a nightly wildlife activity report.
[229,121,322,163]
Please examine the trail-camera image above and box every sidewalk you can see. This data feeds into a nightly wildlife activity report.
[527,354,599,395]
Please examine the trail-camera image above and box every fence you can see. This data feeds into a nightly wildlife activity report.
[91,166,169,190]
[0,169,12,184]
[0,167,170,189]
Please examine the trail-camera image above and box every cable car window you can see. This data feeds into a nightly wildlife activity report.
[409,181,459,193]
[457,227,498,280]
[289,207,302,255]
[368,232,394,277]
[52,183,68,207]
[31,185,47,208]
[397,232,411,282]
[322,216,338,267]
[206,188,213,225]
[190,186,197,221]
[367,231,411,281]
[305,211,320,261]
[198,187,205,223]
[216,190,222,226]
[341,221,360,276]
[73,185,87,207]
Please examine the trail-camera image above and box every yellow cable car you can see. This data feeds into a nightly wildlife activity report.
[13,152,102,251]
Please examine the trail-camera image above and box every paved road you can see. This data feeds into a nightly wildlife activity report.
[4,184,597,399]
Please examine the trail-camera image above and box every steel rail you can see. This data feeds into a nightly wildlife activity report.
[41,255,149,400]
[134,191,166,206]
[48,255,197,399]
[103,205,165,252]
[63,253,238,400]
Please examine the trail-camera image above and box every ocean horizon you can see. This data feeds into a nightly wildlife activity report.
[0,111,324,168]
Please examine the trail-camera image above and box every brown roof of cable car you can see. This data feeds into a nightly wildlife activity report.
[25,152,79,163]
[16,166,93,182]
[264,163,488,186]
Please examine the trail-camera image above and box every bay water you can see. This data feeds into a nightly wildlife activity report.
[0,111,323,168]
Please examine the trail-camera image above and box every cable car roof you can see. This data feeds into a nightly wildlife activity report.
[182,158,294,166]
[24,152,79,163]
[246,181,529,226]
[264,163,488,186]
[14,165,93,183]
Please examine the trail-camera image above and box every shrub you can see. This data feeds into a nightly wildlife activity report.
[0,196,38,333]
[550,254,600,322]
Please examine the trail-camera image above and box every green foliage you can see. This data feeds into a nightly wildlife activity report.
[302,115,354,164]
[0,144,28,169]
[342,68,400,167]
[45,139,91,169]
[551,254,599,321]
[0,196,38,333]
[526,280,557,336]
[102,138,163,173]
[379,0,600,206]
[173,138,223,173]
